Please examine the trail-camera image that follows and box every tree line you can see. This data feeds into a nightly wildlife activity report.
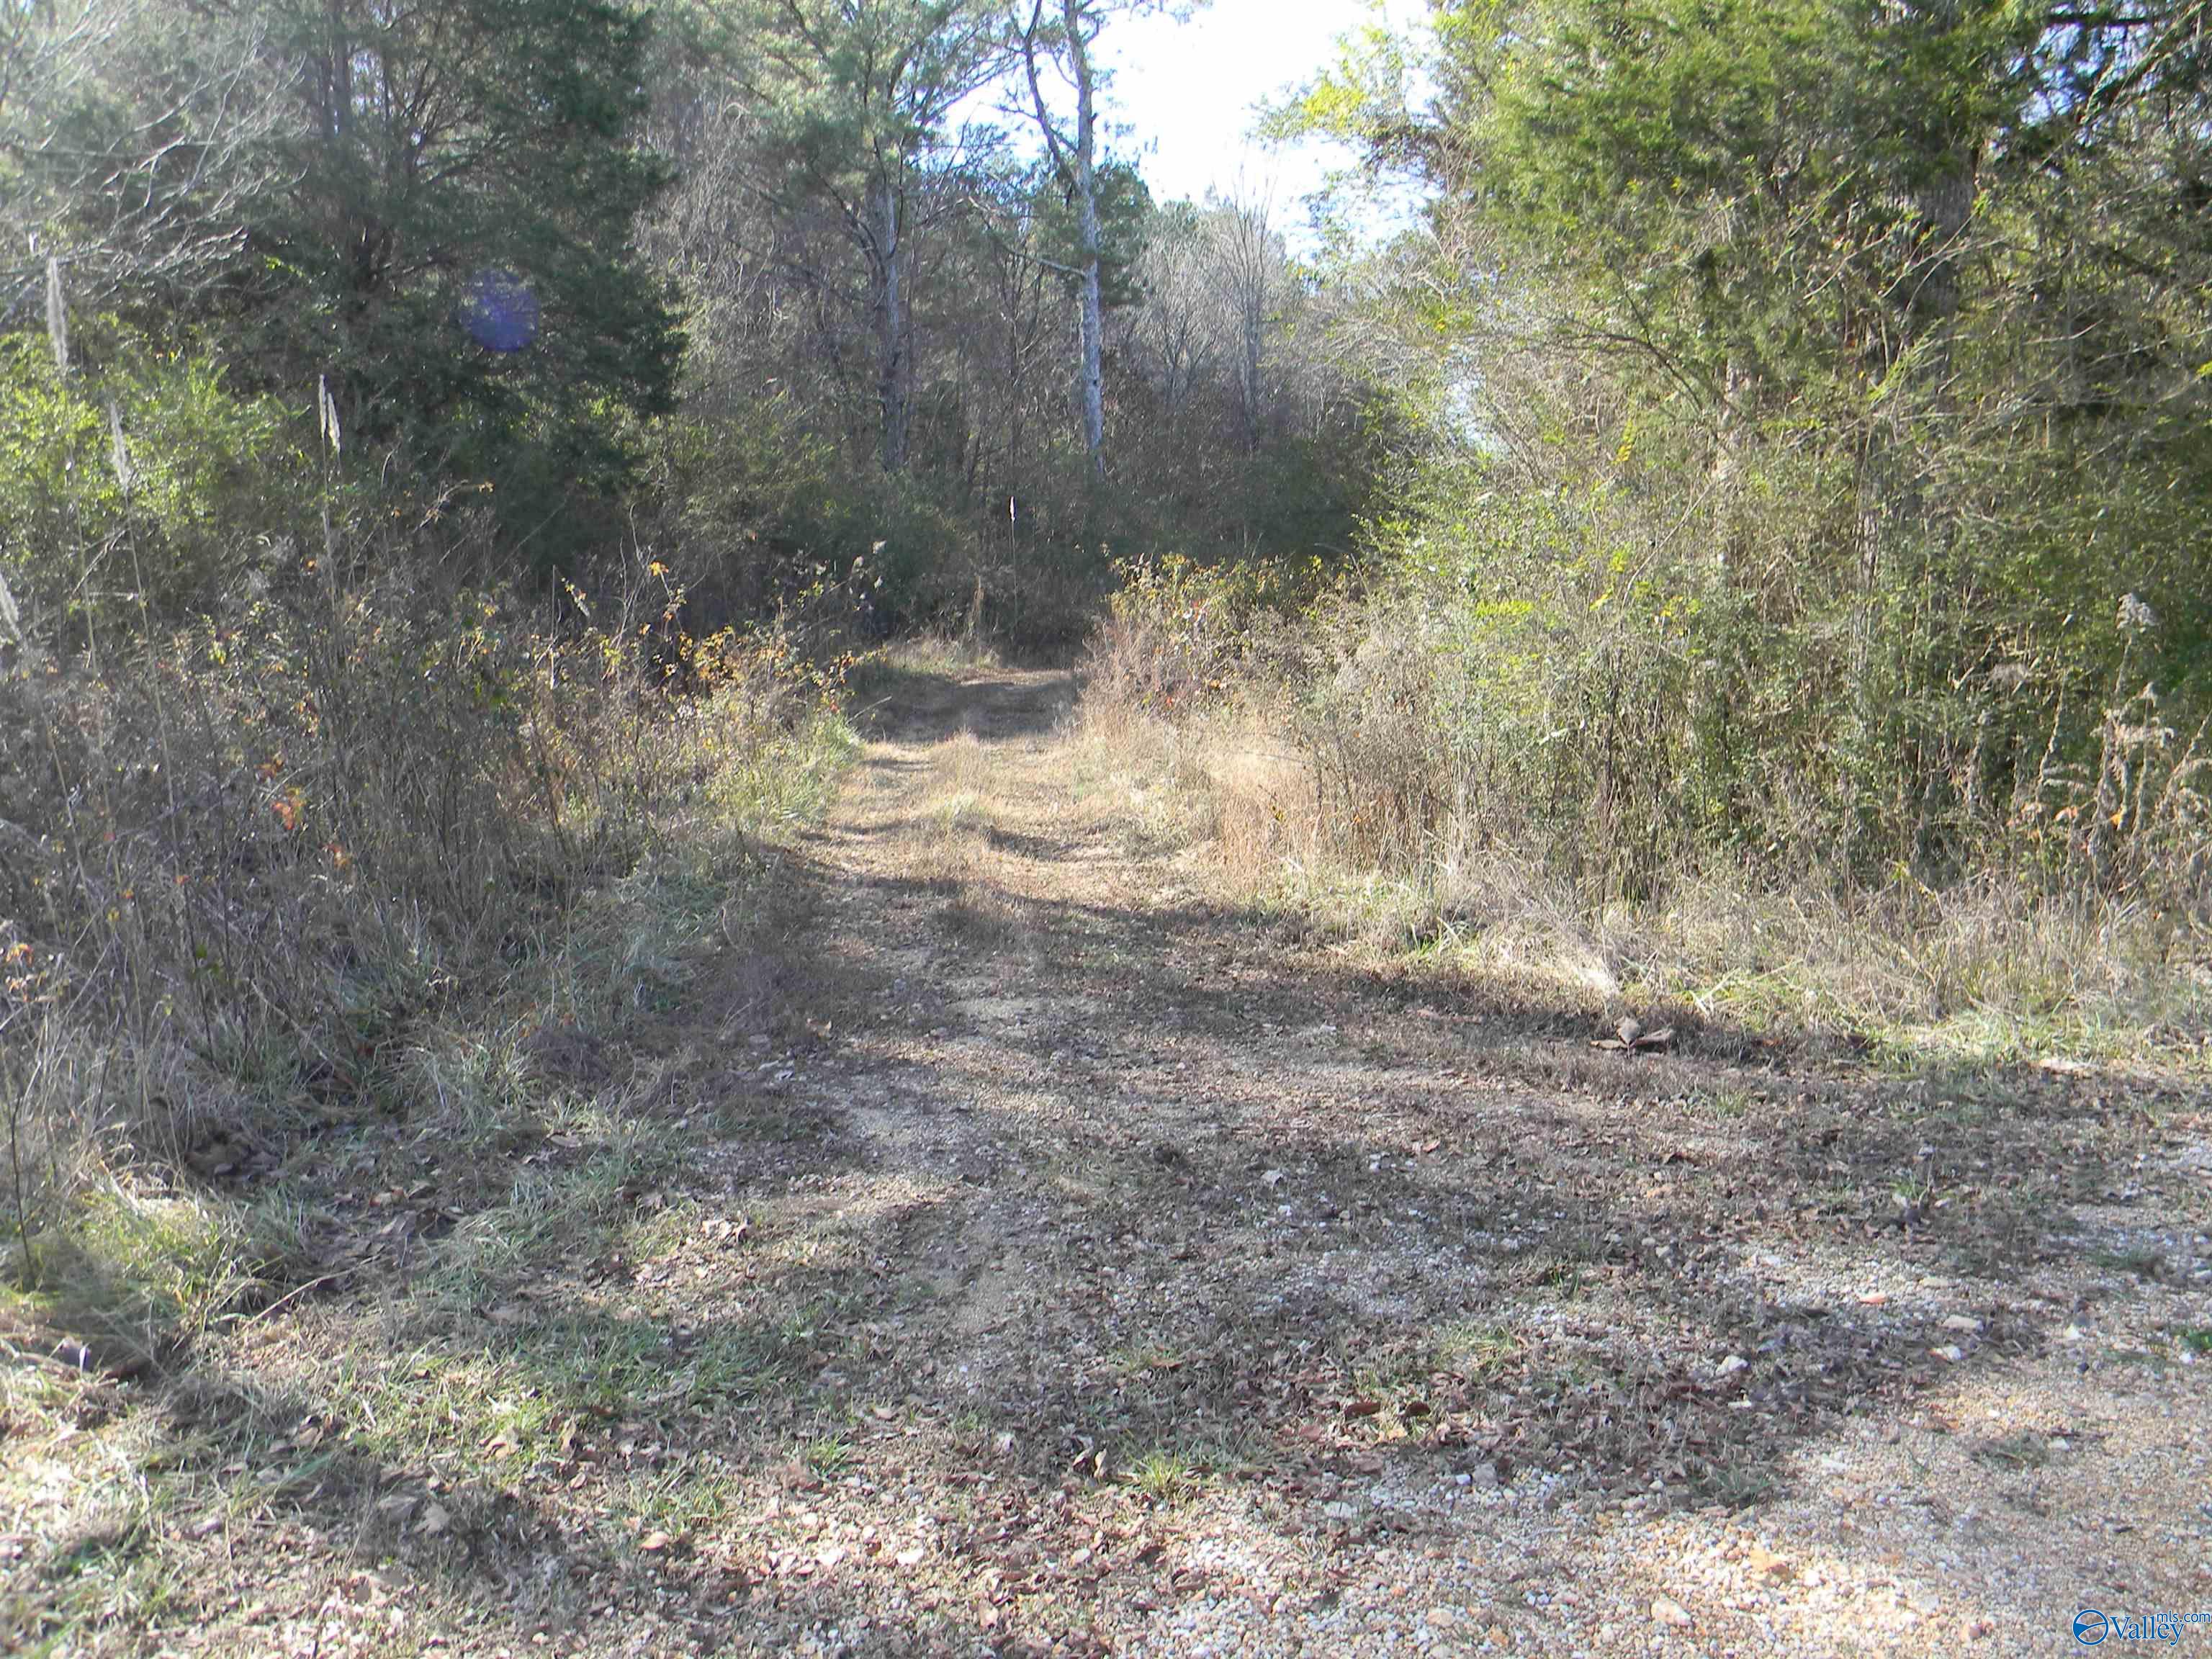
[1270,0,2212,899]
[6,0,2207,899]
[1,0,1385,644]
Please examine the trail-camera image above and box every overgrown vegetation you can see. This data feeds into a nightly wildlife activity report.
[0,0,1381,1300]
[4,0,2211,1644]
[1083,547,2212,1070]
[1,523,852,1262]
[1073,0,2212,1069]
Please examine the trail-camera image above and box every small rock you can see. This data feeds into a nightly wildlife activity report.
[1941,1315,1983,1334]
[1745,1543,1794,1581]
[1650,1595,1693,1627]
[1717,1354,1750,1375]
[1931,1344,1965,1363]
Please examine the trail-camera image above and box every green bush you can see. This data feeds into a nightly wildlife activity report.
[0,336,306,628]
[1300,439,2212,917]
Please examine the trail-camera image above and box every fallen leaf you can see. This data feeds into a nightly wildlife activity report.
[416,1502,451,1537]
[1341,1398,1382,1419]
[639,1530,674,1553]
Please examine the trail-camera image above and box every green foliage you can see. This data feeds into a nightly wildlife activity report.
[1269,0,2212,910]
[695,0,1000,189]
[1026,158,1156,307]
[254,0,680,514]
[0,336,305,626]
[650,393,977,629]
[7,0,681,572]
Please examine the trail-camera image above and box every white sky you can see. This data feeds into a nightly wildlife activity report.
[1097,0,1383,213]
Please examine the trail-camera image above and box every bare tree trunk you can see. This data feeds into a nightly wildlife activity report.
[872,174,911,473]
[1222,199,1269,453]
[1064,0,1105,475]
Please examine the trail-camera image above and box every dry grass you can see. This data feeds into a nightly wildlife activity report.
[0,563,860,1649]
[1071,683,2212,1075]
[873,631,1005,681]
[1,559,853,1265]
[4,660,2205,1657]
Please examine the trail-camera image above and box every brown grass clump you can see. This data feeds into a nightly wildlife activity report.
[1074,580,2212,1075]
[0,554,854,1298]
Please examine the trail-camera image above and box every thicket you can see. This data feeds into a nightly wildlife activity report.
[1079,0,2212,1062]
[1192,0,2212,918]
[0,375,852,1287]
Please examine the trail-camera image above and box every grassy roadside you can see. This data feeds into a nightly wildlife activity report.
[1066,691,2212,1082]
[0,594,860,1655]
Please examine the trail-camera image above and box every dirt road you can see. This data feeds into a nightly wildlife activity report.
[23,660,2200,1658]
[696,663,2210,1657]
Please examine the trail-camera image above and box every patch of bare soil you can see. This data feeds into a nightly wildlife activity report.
[10,664,2208,1657]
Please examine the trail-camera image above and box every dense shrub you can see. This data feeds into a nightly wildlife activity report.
[1311,451,2212,918]
[0,336,307,627]
[1084,552,1323,713]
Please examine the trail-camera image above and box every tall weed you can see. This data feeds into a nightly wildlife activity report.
[0,548,850,1287]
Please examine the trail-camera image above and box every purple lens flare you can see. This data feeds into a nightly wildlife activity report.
[462,269,539,352]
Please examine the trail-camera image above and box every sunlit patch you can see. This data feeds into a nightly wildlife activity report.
[461,267,539,351]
